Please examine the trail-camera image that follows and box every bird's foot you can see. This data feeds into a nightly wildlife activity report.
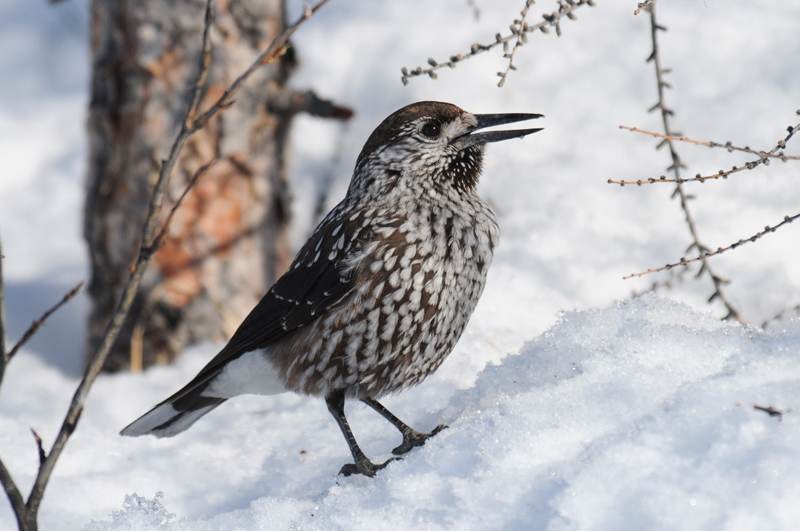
[392,424,448,456]
[339,456,401,478]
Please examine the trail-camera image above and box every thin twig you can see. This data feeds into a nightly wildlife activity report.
[623,212,800,278]
[400,0,594,85]
[193,0,332,130]
[634,0,656,15]
[133,158,217,373]
[753,404,783,420]
[619,126,800,160]
[762,304,800,329]
[153,160,217,248]
[0,230,7,376]
[641,5,747,324]
[6,282,84,361]
[0,236,20,531]
[628,264,688,300]
[612,120,800,185]
[0,460,26,531]
[30,430,46,468]
[609,161,769,185]
[497,0,535,88]
[184,3,214,128]
[0,1,331,528]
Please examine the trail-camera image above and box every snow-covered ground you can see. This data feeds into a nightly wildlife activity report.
[1,0,799,529]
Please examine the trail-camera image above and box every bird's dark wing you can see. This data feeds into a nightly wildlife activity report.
[193,206,367,380]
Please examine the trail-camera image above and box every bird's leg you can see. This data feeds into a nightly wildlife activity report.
[326,390,398,477]
[362,397,447,456]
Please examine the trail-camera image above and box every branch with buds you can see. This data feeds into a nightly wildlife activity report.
[619,126,800,161]
[622,4,748,324]
[623,212,799,279]
[401,0,595,87]
[609,120,800,185]
[618,113,800,325]
[620,6,800,326]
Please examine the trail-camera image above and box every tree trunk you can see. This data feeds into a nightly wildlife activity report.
[85,0,293,371]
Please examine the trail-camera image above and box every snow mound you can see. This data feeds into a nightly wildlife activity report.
[87,294,800,530]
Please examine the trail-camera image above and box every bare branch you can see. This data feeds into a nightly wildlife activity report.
[0,230,7,373]
[0,458,28,531]
[184,0,214,128]
[627,264,689,300]
[610,120,800,185]
[6,0,332,526]
[623,212,800,279]
[5,282,84,361]
[619,126,800,160]
[0,235,25,531]
[268,89,354,120]
[30,430,46,468]
[634,5,747,325]
[193,0,333,130]
[609,161,770,185]
[400,0,595,86]
[634,1,656,15]
[762,303,800,329]
[153,160,217,249]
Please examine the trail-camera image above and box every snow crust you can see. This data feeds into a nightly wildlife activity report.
[1,0,800,529]
[5,296,800,530]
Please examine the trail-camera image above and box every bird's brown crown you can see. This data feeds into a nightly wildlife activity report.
[357,101,466,161]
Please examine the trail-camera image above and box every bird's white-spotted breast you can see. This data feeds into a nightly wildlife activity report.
[272,179,499,398]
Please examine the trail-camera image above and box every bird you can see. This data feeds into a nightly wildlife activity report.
[121,101,542,477]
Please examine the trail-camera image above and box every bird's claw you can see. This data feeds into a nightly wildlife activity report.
[338,456,401,478]
[392,424,448,455]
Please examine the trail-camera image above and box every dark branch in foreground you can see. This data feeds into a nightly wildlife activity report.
[0,460,25,531]
[0,232,7,379]
[0,1,331,529]
[0,232,22,522]
[30,431,46,468]
[400,0,595,86]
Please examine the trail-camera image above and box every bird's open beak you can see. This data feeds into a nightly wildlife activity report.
[453,113,544,150]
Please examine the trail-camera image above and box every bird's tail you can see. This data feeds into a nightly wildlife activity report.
[121,385,226,438]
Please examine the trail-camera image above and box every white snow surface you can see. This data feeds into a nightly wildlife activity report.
[2,0,800,529]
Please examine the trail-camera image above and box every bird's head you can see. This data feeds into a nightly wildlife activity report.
[351,101,542,196]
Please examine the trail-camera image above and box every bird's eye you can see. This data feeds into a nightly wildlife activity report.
[421,122,441,138]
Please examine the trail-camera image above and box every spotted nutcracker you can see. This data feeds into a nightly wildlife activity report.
[122,101,542,477]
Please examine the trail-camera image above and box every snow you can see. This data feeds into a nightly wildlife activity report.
[7,296,800,530]
[2,0,800,529]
